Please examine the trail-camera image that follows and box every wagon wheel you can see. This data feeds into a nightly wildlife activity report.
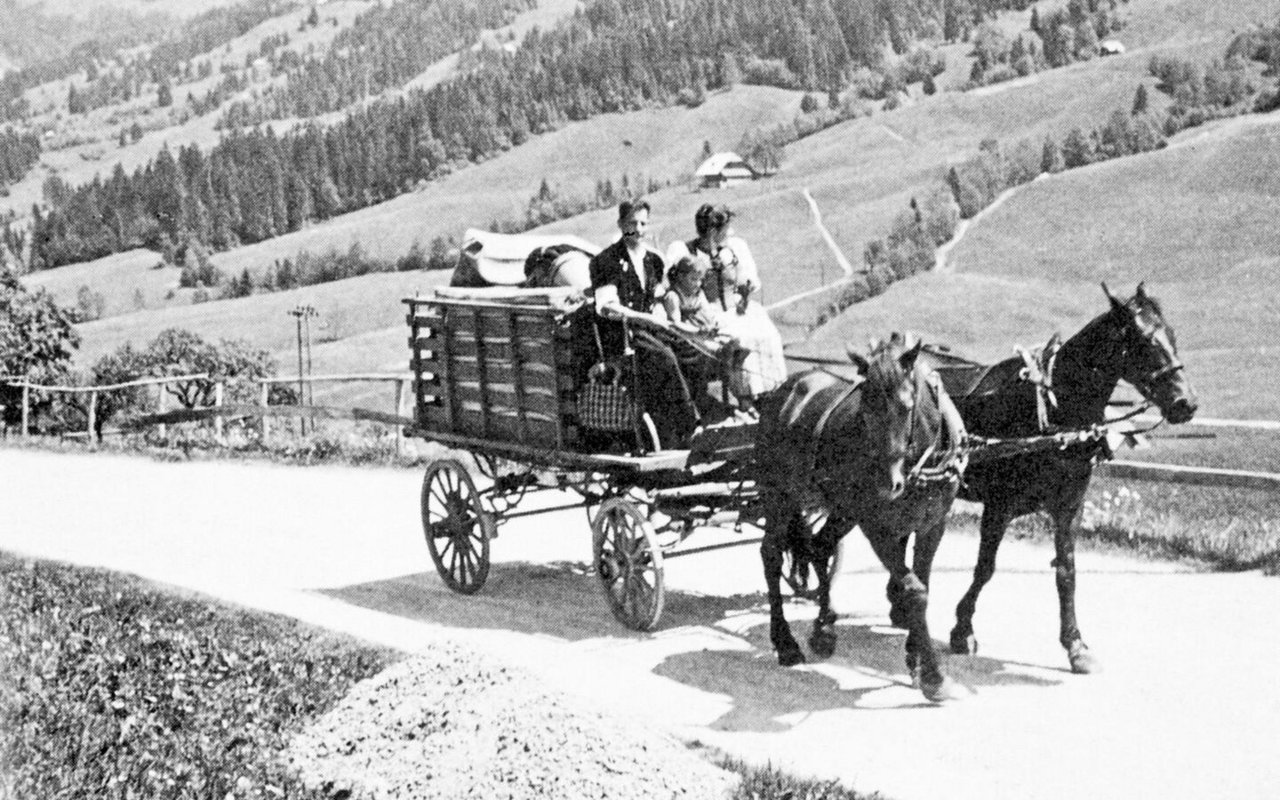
[421,459,495,594]
[591,497,665,631]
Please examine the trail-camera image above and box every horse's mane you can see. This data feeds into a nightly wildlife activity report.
[860,335,913,405]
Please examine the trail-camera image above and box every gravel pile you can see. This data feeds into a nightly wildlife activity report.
[287,641,738,799]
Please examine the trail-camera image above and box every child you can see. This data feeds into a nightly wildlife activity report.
[662,256,755,414]
[662,256,720,335]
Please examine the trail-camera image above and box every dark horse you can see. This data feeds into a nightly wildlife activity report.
[756,333,967,702]
[921,283,1197,674]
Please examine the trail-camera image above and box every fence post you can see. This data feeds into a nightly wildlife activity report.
[157,383,168,441]
[21,384,30,439]
[260,381,271,443]
[395,379,407,455]
[214,382,225,443]
[87,391,98,444]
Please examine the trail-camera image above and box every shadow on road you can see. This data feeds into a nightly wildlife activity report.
[322,561,1065,733]
[319,560,761,642]
[654,618,1064,731]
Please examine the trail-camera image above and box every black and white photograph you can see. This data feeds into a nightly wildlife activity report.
[2,0,1278,797]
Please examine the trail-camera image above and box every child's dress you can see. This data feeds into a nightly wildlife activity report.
[663,284,752,403]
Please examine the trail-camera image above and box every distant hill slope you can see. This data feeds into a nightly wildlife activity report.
[806,110,1280,420]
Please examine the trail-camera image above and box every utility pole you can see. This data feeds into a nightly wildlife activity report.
[288,305,317,434]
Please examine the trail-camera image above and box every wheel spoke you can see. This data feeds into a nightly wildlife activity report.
[630,572,653,614]
[437,535,456,563]
[457,546,472,585]
[429,481,450,510]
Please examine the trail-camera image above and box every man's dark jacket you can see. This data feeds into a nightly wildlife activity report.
[587,239,665,358]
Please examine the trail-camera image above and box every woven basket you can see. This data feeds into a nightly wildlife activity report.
[578,361,636,432]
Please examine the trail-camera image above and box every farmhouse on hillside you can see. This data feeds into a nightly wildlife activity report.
[695,152,757,189]
[1099,39,1126,56]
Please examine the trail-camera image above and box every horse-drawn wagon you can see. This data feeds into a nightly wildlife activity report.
[403,268,1199,691]
[403,284,776,631]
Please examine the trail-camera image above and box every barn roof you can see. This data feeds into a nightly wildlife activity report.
[695,152,755,178]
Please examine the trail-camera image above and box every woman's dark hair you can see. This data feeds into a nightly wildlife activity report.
[618,198,651,220]
[694,203,733,235]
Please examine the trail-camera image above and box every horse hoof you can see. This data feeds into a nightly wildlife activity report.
[950,630,978,655]
[777,646,806,667]
[1069,645,1099,674]
[921,676,962,703]
[808,630,837,659]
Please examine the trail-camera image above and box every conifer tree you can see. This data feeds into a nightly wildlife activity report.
[1132,83,1149,115]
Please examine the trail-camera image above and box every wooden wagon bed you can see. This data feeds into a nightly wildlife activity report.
[404,287,755,472]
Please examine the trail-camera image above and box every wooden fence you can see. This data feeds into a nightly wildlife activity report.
[255,373,413,451]
[3,374,210,440]
[3,372,415,451]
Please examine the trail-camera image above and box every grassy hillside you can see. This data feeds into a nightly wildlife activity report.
[22,248,171,316]
[74,270,451,363]
[809,108,1280,421]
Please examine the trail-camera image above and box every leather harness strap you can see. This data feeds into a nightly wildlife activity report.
[1016,336,1060,433]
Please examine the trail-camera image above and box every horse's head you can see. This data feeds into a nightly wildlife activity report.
[1101,282,1198,424]
[848,332,923,501]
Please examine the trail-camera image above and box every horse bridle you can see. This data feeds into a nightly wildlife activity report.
[1113,319,1186,403]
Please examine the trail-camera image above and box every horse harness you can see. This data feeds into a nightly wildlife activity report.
[797,367,967,493]
[1015,337,1059,433]
[963,331,1172,465]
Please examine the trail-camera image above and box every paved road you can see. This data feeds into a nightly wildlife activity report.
[3,448,1279,800]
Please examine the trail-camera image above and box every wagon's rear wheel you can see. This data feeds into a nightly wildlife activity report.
[592,497,664,631]
[421,459,494,594]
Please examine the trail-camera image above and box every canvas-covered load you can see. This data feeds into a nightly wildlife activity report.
[450,228,598,288]
[405,286,590,451]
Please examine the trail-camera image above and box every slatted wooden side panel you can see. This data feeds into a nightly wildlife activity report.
[405,297,579,449]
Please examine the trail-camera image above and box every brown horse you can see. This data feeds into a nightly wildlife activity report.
[922,283,1197,673]
[755,333,967,702]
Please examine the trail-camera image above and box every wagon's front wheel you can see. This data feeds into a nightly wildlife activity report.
[421,459,494,594]
[592,497,664,631]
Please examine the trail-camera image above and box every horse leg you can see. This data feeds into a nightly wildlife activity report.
[807,514,851,659]
[1049,502,1097,674]
[762,502,805,666]
[865,524,956,703]
[883,535,910,628]
[950,502,1013,656]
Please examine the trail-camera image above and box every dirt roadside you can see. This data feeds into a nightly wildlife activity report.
[2,447,1278,800]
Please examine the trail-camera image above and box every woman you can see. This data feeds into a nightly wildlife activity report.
[665,204,787,399]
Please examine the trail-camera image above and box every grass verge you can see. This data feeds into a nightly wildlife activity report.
[0,552,399,799]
